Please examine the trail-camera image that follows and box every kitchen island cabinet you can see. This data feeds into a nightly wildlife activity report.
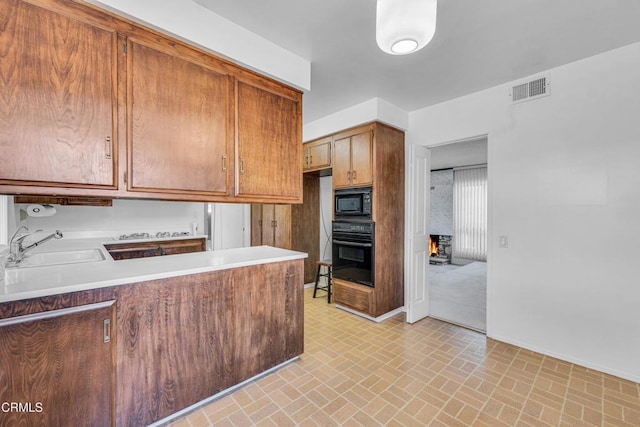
[0,247,304,426]
[0,301,115,427]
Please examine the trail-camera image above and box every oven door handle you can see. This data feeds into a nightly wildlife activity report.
[333,239,372,248]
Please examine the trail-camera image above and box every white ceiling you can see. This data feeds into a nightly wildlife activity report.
[194,0,640,124]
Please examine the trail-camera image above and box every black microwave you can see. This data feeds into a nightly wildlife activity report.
[334,187,372,218]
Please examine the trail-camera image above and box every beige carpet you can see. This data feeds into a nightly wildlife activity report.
[429,261,487,332]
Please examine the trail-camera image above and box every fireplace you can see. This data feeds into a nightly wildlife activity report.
[429,234,452,264]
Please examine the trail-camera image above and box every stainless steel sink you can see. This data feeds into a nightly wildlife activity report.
[16,249,105,268]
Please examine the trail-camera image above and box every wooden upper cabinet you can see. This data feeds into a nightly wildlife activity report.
[0,0,117,188]
[236,77,302,202]
[350,131,373,186]
[332,130,373,188]
[332,137,352,187]
[0,0,303,202]
[127,40,231,196]
[303,137,332,172]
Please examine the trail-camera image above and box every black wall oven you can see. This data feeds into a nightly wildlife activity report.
[332,221,374,287]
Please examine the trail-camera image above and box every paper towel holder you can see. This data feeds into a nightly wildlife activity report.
[24,204,57,218]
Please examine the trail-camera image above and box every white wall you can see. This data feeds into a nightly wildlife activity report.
[409,41,640,382]
[303,98,409,141]
[10,199,205,240]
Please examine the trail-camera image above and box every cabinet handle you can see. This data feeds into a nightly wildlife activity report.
[123,172,127,185]
[310,155,313,165]
[222,154,227,172]
[258,219,262,227]
[240,158,245,175]
[352,170,357,181]
[271,220,277,228]
[105,136,112,159]
[103,319,111,343]
[347,171,351,181]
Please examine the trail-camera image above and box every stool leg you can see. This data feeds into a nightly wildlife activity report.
[313,264,321,298]
[327,266,332,304]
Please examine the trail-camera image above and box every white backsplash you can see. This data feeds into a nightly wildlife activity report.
[11,198,206,240]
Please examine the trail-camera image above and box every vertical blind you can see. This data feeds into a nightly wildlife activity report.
[453,166,487,261]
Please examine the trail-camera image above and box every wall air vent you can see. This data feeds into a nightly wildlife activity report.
[510,77,549,103]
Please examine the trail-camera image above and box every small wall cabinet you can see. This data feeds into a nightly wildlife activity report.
[303,137,332,172]
[332,129,373,188]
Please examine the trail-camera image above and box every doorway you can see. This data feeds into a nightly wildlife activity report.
[427,137,488,332]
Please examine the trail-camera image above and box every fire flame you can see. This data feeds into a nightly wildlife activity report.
[429,237,439,257]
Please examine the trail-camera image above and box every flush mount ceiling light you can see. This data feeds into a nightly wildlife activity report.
[376,0,437,55]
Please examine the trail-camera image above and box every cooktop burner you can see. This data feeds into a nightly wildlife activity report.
[118,231,191,240]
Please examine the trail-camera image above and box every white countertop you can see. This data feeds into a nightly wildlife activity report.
[0,237,307,304]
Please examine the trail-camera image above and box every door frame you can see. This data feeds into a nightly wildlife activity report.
[404,134,493,335]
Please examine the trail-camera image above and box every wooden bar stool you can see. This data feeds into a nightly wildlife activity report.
[313,260,332,303]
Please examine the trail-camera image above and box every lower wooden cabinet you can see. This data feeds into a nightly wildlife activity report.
[0,301,115,427]
[104,237,206,260]
[333,278,375,316]
[0,259,303,426]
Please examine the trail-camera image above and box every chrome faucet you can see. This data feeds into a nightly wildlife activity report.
[7,226,63,265]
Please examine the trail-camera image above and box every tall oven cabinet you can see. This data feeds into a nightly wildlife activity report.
[330,122,405,318]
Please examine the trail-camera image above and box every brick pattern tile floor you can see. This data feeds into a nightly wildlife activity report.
[169,288,640,426]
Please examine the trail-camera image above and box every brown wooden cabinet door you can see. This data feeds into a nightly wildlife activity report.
[232,261,302,381]
[304,138,332,171]
[236,79,302,201]
[128,40,231,195]
[116,272,234,426]
[160,239,206,255]
[274,204,292,249]
[350,130,373,186]
[333,136,352,188]
[251,204,291,248]
[0,0,116,188]
[250,204,264,245]
[261,204,276,245]
[283,262,304,359]
[0,302,115,427]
